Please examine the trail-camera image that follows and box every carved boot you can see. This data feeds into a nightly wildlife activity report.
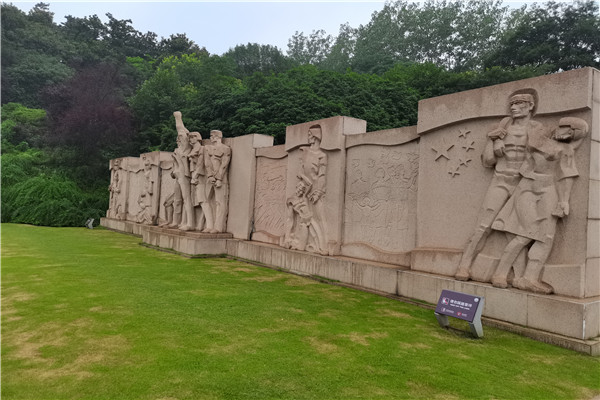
[201,205,215,233]
[513,261,553,294]
[168,211,181,229]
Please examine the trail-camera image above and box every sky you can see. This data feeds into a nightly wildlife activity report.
[9,1,536,56]
[10,1,389,55]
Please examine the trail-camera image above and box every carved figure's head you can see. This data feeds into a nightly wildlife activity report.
[553,117,589,144]
[112,158,121,169]
[142,154,151,168]
[210,130,223,144]
[189,132,201,145]
[296,174,312,197]
[508,89,538,118]
[308,124,322,144]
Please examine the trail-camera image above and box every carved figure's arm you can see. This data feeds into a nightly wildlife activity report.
[481,138,497,168]
[282,199,295,246]
[310,153,327,202]
[173,111,188,135]
[552,177,574,218]
[216,146,231,182]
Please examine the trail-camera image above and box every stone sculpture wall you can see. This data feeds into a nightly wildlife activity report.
[104,67,599,303]
[413,68,597,299]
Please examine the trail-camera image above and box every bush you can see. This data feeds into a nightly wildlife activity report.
[2,173,107,227]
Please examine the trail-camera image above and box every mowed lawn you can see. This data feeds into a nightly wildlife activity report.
[2,224,599,400]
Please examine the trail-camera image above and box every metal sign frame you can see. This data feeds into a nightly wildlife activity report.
[434,289,485,338]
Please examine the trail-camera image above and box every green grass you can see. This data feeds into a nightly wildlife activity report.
[2,223,599,400]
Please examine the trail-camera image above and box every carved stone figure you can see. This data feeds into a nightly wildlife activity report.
[189,131,207,231]
[455,90,545,281]
[170,111,195,231]
[159,193,175,228]
[136,154,156,225]
[298,124,328,255]
[282,175,325,251]
[108,159,124,220]
[489,117,589,293]
[203,130,231,233]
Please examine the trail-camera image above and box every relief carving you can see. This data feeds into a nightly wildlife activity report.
[204,130,231,233]
[454,89,588,294]
[254,158,287,240]
[282,124,328,255]
[431,128,476,178]
[107,158,125,220]
[169,111,196,231]
[489,117,588,293]
[136,154,156,225]
[156,112,231,233]
[345,148,418,252]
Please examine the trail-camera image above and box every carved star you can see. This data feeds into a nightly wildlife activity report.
[459,157,472,167]
[458,129,471,139]
[462,140,475,152]
[448,165,461,177]
[431,141,454,161]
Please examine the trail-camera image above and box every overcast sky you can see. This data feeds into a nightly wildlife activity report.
[10,1,532,56]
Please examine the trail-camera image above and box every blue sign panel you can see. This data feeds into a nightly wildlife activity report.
[435,290,483,323]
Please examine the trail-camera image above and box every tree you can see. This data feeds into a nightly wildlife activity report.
[287,29,333,65]
[1,3,74,106]
[42,63,136,184]
[158,33,205,58]
[484,1,600,71]
[223,43,295,78]
[351,0,510,73]
[321,23,357,72]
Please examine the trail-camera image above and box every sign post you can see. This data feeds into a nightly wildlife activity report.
[435,290,485,338]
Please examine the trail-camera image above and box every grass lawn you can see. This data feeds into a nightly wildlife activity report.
[2,223,599,400]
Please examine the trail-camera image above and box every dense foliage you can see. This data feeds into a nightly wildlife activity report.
[2,1,599,226]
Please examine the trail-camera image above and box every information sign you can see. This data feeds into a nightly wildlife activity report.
[434,290,485,338]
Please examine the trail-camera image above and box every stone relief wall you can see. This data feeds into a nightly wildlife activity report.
[252,146,288,245]
[414,68,596,298]
[105,68,598,301]
[342,127,419,266]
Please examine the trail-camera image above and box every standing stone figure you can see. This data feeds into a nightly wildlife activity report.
[298,124,328,255]
[489,117,589,293]
[203,130,231,233]
[108,159,123,220]
[189,131,208,231]
[136,154,155,225]
[169,111,195,231]
[455,90,546,281]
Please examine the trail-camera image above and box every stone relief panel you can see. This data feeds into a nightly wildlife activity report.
[342,143,418,264]
[252,154,288,244]
[282,124,330,255]
[135,152,160,225]
[416,82,592,297]
[107,158,127,220]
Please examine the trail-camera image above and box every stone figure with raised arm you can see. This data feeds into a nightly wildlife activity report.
[204,130,231,233]
[298,124,328,255]
[455,90,546,281]
[169,111,195,231]
[488,117,589,293]
[188,131,209,231]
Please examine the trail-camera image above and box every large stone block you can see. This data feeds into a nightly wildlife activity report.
[225,134,274,240]
[585,258,600,297]
[526,295,599,340]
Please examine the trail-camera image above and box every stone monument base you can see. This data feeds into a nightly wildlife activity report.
[100,218,599,356]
